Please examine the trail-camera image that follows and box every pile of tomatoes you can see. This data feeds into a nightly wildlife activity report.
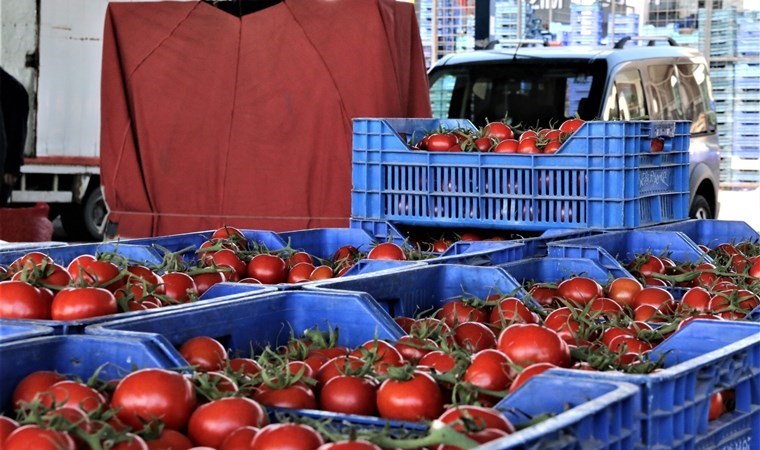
[410,118,585,154]
[0,227,419,322]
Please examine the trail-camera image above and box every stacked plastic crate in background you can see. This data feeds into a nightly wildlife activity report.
[607,13,639,45]
[698,8,737,59]
[491,0,531,49]
[568,2,602,46]
[416,0,475,67]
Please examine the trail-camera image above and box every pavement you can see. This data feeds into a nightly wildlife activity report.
[717,186,760,232]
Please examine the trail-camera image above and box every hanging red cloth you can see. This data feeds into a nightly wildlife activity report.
[100,0,431,237]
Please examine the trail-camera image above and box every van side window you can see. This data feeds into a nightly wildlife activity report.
[604,70,647,120]
[647,65,685,120]
[430,73,459,118]
[677,63,712,134]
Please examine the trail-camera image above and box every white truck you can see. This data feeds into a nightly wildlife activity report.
[1,0,169,240]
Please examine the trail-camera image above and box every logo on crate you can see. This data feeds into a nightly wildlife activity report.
[639,169,672,193]
[717,437,751,450]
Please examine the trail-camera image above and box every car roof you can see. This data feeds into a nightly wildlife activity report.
[433,45,705,68]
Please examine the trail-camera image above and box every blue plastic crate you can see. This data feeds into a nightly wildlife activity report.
[352,119,690,231]
[306,264,525,318]
[555,320,760,450]
[1,281,276,335]
[546,230,709,279]
[519,229,603,258]
[0,242,163,267]
[0,320,53,343]
[0,241,67,254]
[499,257,622,287]
[87,290,405,358]
[121,229,286,265]
[0,335,180,414]
[479,374,640,450]
[647,219,760,248]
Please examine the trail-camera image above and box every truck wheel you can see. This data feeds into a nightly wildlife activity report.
[689,194,713,220]
[61,188,106,241]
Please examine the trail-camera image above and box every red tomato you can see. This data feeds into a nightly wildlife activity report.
[516,138,539,154]
[559,118,584,135]
[145,429,193,450]
[633,287,674,310]
[0,280,50,319]
[250,424,324,450]
[229,357,262,378]
[316,441,381,450]
[438,405,515,433]
[426,133,458,152]
[127,265,164,292]
[472,137,494,152]
[489,297,536,326]
[8,252,54,274]
[3,425,75,450]
[40,380,107,413]
[708,392,726,421]
[315,356,365,388]
[112,435,149,450]
[679,287,712,313]
[332,245,360,264]
[483,122,514,141]
[527,285,557,307]
[309,265,334,281]
[544,307,583,345]
[12,370,66,409]
[320,375,378,415]
[187,397,268,448]
[606,278,642,308]
[191,271,226,296]
[220,426,259,450]
[587,297,624,318]
[439,298,488,327]
[635,255,666,277]
[463,349,516,394]
[179,336,227,371]
[418,350,459,374]
[67,257,123,291]
[287,262,316,283]
[253,383,317,409]
[162,272,198,304]
[35,263,72,288]
[247,254,288,284]
[557,277,603,306]
[51,287,117,321]
[497,324,571,368]
[0,416,19,444]
[367,243,406,261]
[377,371,443,421]
[509,362,557,392]
[211,226,247,247]
[350,340,404,373]
[519,130,538,141]
[209,249,247,279]
[493,139,519,153]
[394,336,435,363]
[113,369,197,431]
[607,335,653,354]
[542,140,561,154]
[453,321,497,353]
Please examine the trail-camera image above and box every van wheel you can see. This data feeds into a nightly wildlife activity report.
[689,195,713,220]
[61,188,107,241]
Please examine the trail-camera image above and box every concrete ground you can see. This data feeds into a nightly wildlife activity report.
[717,186,760,232]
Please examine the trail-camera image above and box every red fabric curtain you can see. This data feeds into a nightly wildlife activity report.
[100,0,431,237]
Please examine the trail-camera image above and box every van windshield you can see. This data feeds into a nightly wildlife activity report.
[428,59,608,129]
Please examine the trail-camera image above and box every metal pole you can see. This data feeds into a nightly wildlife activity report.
[704,0,712,65]
[432,0,439,64]
[474,0,491,49]
[610,0,616,46]
[517,0,523,39]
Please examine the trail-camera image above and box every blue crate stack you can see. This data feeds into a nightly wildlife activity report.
[569,2,602,46]
[491,0,531,48]
[607,13,639,46]
[730,61,760,183]
[416,0,474,67]
[698,8,737,58]
[711,61,735,181]
[738,13,760,57]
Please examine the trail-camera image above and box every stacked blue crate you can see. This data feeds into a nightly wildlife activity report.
[607,13,639,46]
[491,0,530,47]
[710,62,735,173]
[416,0,473,65]
[569,3,602,46]
[567,78,593,116]
[698,8,737,58]
[732,62,760,177]
[737,14,760,56]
